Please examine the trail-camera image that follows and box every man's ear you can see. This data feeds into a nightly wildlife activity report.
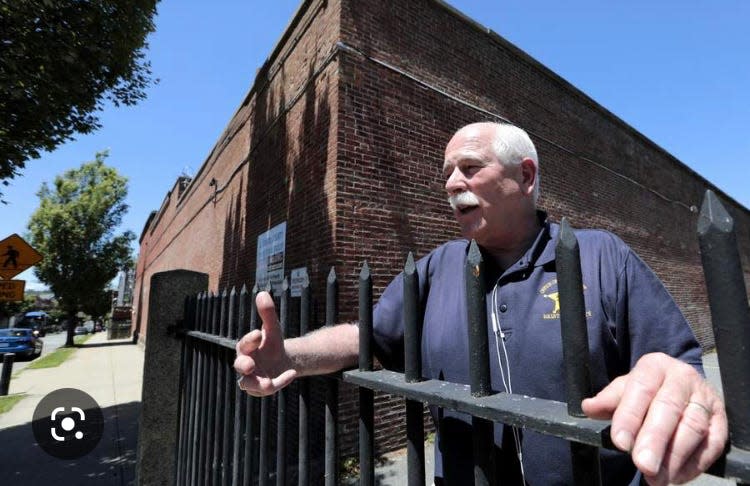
[519,158,537,197]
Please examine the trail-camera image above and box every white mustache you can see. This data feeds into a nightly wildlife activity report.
[448,191,480,211]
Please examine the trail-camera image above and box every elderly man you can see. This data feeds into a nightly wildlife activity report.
[235,122,727,485]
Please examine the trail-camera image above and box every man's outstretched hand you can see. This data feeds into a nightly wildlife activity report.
[582,353,728,485]
[234,291,297,396]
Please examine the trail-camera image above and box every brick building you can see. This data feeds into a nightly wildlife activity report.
[133,0,750,465]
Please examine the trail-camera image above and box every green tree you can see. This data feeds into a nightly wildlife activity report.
[0,294,35,323]
[81,288,114,323]
[28,152,134,345]
[0,0,159,198]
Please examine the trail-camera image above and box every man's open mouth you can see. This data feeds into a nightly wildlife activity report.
[457,205,478,215]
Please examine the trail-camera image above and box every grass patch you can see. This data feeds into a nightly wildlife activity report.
[9,333,94,375]
[26,346,77,369]
[0,393,26,414]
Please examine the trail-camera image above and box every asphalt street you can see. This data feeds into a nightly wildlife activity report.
[10,330,68,373]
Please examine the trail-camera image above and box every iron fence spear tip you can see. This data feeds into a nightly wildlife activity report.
[301,268,310,286]
[328,266,336,283]
[282,277,289,291]
[698,189,733,235]
[557,217,578,250]
[360,261,371,280]
[405,252,416,274]
[467,239,482,266]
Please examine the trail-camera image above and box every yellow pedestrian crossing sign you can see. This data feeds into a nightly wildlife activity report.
[0,234,42,280]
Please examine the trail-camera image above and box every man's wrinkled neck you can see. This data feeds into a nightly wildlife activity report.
[482,210,543,272]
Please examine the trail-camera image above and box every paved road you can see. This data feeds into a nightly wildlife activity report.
[11,330,68,373]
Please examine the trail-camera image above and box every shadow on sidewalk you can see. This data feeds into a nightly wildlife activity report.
[76,341,137,349]
[0,401,141,486]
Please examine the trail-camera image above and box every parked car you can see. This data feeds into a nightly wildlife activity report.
[74,326,90,335]
[0,328,43,360]
[13,319,46,337]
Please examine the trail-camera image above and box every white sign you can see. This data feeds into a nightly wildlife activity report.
[290,267,308,297]
[255,222,287,295]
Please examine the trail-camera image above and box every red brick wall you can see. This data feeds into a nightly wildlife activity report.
[133,0,750,471]
[133,0,342,343]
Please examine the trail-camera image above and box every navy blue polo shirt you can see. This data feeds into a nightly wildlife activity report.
[372,213,703,485]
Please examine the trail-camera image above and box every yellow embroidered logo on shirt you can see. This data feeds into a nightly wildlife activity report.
[539,278,591,320]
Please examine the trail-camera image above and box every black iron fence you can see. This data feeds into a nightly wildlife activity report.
[136,190,750,485]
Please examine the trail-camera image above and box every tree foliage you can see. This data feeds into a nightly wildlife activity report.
[0,294,35,320]
[81,288,114,322]
[28,152,134,344]
[0,0,159,197]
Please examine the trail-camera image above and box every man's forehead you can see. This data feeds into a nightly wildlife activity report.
[442,147,486,167]
[444,128,493,164]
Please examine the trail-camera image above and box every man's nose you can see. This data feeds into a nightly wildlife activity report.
[444,167,466,195]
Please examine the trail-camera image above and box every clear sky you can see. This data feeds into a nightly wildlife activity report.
[2,0,747,291]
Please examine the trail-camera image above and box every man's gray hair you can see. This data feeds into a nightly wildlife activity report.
[490,123,540,204]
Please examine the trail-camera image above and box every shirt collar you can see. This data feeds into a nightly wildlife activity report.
[534,211,558,268]
[507,210,555,273]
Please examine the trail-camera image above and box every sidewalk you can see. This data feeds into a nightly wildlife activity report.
[0,332,144,486]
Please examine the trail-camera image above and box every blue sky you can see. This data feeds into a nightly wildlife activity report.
[2,0,747,290]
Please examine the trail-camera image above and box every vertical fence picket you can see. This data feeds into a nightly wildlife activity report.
[212,289,228,486]
[698,190,750,450]
[198,292,213,484]
[325,267,340,486]
[404,253,426,486]
[259,281,273,486]
[465,241,495,486]
[187,294,198,482]
[222,287,237,486]
[556,219,602,486]
[232,284,247,486]
[247,282,259,484]
[358,263,375,486]
[298,271,311,486]
[178,295,197,485]
[206,291,219,483]
[189,292,206,486]
[277,278,290,486]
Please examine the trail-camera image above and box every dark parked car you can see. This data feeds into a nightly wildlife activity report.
[13,319,46,337]
[0,328,43,360]
[73,326,90,335]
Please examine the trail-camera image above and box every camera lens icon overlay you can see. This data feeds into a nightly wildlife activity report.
[32,388,104,459]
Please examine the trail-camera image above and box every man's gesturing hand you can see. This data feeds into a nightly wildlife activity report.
[582,353,728,485]
[234,291,297,396]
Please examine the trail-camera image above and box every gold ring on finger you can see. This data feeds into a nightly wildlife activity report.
[687,400,711,416]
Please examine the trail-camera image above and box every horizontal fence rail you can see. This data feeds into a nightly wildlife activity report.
[159,190,750,485]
